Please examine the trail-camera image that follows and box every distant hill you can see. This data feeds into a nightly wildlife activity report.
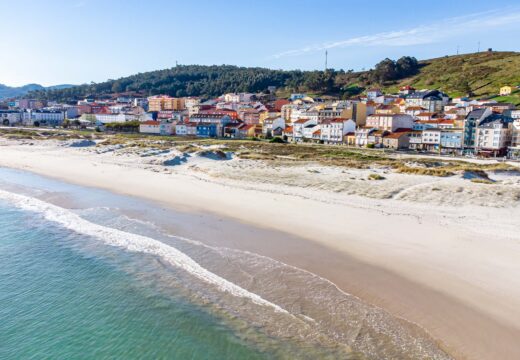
[0,83,75,100]
[22,51,520,103]
[382,51,520,99]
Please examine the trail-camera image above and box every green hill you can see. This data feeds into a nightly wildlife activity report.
[22,51,520,104]
[386,51,520,100]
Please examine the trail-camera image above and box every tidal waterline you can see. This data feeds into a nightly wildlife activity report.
[0,167,449,359]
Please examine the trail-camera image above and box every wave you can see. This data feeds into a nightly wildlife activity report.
[0,189,288,314]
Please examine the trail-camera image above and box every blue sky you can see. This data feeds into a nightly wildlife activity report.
[2,0,520,86]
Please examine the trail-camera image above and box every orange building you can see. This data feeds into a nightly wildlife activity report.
[147,95,186,112]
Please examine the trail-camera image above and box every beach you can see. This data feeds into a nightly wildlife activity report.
[1,136,519,360]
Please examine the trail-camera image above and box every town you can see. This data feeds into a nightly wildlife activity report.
[1,85,520,159]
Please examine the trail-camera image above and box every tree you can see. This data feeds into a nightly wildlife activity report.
[396,56,419,77]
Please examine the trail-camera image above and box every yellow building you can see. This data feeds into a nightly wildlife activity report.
[148,95,186,111]
[500,86,512,96]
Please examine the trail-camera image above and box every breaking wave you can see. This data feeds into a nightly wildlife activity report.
[0,189,287,314]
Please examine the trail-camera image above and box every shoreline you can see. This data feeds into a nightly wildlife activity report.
[1,141,519,359]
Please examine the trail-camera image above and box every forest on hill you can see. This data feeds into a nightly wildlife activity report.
[24,52,520,102]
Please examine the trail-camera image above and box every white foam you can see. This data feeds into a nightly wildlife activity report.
[0,189,288,314]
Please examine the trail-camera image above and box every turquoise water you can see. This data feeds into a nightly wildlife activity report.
[0,204,268,359]
[0,167,451,360]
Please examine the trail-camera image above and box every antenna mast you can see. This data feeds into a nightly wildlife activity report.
[325,50,328,71]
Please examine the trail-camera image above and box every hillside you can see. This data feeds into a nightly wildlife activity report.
[0,83,75,100]
[387,51,520,100]
[21,51,520,103]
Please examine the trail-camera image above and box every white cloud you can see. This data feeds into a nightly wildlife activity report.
[270,9,520,59]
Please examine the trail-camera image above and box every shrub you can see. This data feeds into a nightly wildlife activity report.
[368,173,386,180]
[366,143,375,149]
[269,137,285,143]
[470,178,495,184]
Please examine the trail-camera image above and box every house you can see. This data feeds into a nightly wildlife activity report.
[463,108,493,150]
[30,109,66,127]
[283,126,294,142]
[237,123,258,138]
[405,106,426,118]
[148,95,185,111]
[421,128,441,152]
[159,121,174,135]
[344,132,356,146]
[367,130,388,147]
[367,88,382,100]
[408,131,423,150]
[196,123,218,138]
[0,110,23,126]
[508,119,520,159]
[415,112,439,121]
[312,129,321,142]
[320,118,356,144]
[292,118,318,142]
[439,129,464,155]
[175,122,188,136]
[500,86,512,96]
[366,114,414,132]
[382,130,411,150]
[399,85,415,96]
[302,123,319,140]
[355,127,376,147]
[139,121,161,135]
[262,117,285,137]
[475,115,513,156]
[375,104,401,115]
[405,90,449,112]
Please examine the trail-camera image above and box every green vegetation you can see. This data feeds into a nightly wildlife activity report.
[368,173,386,180]
[23,52,520,101]
[384,51,520,97]
[1,128,518,179]
[470,178,495,184]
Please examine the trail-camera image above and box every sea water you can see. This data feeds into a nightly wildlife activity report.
[0,167,451,359]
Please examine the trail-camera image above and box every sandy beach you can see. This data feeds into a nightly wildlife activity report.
[1,136,519,360]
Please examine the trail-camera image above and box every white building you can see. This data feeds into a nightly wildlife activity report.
[0,110,23,126]
[320,118,356,144]
[139,121,161,134]
[30,109,66,126]
[366,114,414,132]
[292,118,317,142]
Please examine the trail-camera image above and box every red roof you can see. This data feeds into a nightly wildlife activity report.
[141,121,160,126]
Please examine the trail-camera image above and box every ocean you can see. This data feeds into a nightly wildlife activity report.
[0,167,450,359]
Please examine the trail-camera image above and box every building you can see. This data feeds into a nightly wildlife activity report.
[405,90,449,112]
[81,112,138,124]
[500,86,512,96]
[366,114,414,132]
[139,121,161,135]
[366,88,382,100]
[509,119,520,159]
[148,95,185,112]
[439,129,464,154]
[463,108,493,151]
[421,128,441,152]
[196,123,218,137]
[355,127,376,147]
[320,118,356,144]
[292,118,317,142]
[382,131,411,150]
[0,110,23,126]
[30,109,66,127]
[262,117,285,137]
[475,116,512,156]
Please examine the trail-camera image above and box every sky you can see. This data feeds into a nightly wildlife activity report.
[2,0,520,86]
